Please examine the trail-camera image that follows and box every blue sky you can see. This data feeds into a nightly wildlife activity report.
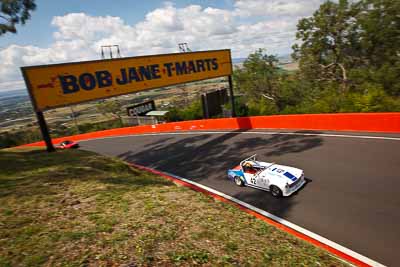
[0,0,324,91]
[0,0,232,48]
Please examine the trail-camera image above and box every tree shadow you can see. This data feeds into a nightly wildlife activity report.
[117,129,251,180]
[262,134,323,157]
[117,130,324,178]
[79,130,323,220]
[98,175,173,188]
[108,129,324,218]
[141,137,176,151]
[0,149,60,175]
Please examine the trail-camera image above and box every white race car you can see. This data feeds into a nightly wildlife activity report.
[227,155,306,197]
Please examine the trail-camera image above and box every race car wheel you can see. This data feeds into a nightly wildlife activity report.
[234,176,244,186]
[270,185,282,198]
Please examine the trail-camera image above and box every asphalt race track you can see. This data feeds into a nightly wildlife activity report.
[81,130,400,266]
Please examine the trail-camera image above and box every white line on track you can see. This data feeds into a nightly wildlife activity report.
[79,129,394,266]
[161,169,385,267]
[79,130,400,143]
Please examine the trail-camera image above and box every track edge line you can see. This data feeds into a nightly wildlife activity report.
[128,162,385,267]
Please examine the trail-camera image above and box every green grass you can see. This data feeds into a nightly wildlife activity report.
[0,147,347,266]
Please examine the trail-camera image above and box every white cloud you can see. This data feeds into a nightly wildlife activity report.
[52,13,128,41]
[234,0,324,17]
[142,2,184,32]
[0,0,323,91]
[0,80,26,91]
[179,5,237,36]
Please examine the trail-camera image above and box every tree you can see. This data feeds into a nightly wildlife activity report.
[233,49,308,114]
[292,0,358,93]
[166,100,203,122]
[352,0,400,96]
[353,0,400,68]
[0,0,36,36]
[234,49,283,111]
[292,0,400,96]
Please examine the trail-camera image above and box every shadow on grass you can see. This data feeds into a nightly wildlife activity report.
[0,148,173,198]
[100,175,172,188]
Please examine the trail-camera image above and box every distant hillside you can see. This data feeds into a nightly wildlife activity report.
[232,58,246,64]
[0,89,28,100]
[234,54,293,65]
[277,54,292,63]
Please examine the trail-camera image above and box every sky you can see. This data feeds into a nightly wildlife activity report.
[0,0,325,92]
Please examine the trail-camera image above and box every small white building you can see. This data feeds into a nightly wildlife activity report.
[145,110,169,124]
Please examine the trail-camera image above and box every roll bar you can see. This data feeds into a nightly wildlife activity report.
[240,154,275,169]
[240,154,257,166]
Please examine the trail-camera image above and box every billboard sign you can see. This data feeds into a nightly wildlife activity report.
[21,49,232,111]
[127,100,156,116]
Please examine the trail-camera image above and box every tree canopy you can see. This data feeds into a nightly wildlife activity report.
[292,0,400,96]
[0,0,36,36]
[231,0,400,117]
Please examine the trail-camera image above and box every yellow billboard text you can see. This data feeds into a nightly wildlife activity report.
[21,50,232,111]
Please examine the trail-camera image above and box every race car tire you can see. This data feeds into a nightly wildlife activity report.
[234,176,244,186]
[270,185,282,198]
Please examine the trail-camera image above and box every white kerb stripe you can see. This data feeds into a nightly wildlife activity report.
[161,170,385,267]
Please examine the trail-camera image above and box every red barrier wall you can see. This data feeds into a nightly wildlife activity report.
[22,112,400,147]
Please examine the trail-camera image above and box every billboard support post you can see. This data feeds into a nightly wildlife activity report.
[228,75,236,117]
[36,111,55,152]
[201,94,209,119]
[21,68,55,152]
[21,49,233,151]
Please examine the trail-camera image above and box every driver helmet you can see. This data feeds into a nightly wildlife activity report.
[244,161,253,168]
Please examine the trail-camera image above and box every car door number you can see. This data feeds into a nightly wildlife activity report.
[250,176,256,185]
[260,177,268,186]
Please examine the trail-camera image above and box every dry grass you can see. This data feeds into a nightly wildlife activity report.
[0,147,347,266]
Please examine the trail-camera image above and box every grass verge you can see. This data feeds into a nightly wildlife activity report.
[0,147,347,266]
